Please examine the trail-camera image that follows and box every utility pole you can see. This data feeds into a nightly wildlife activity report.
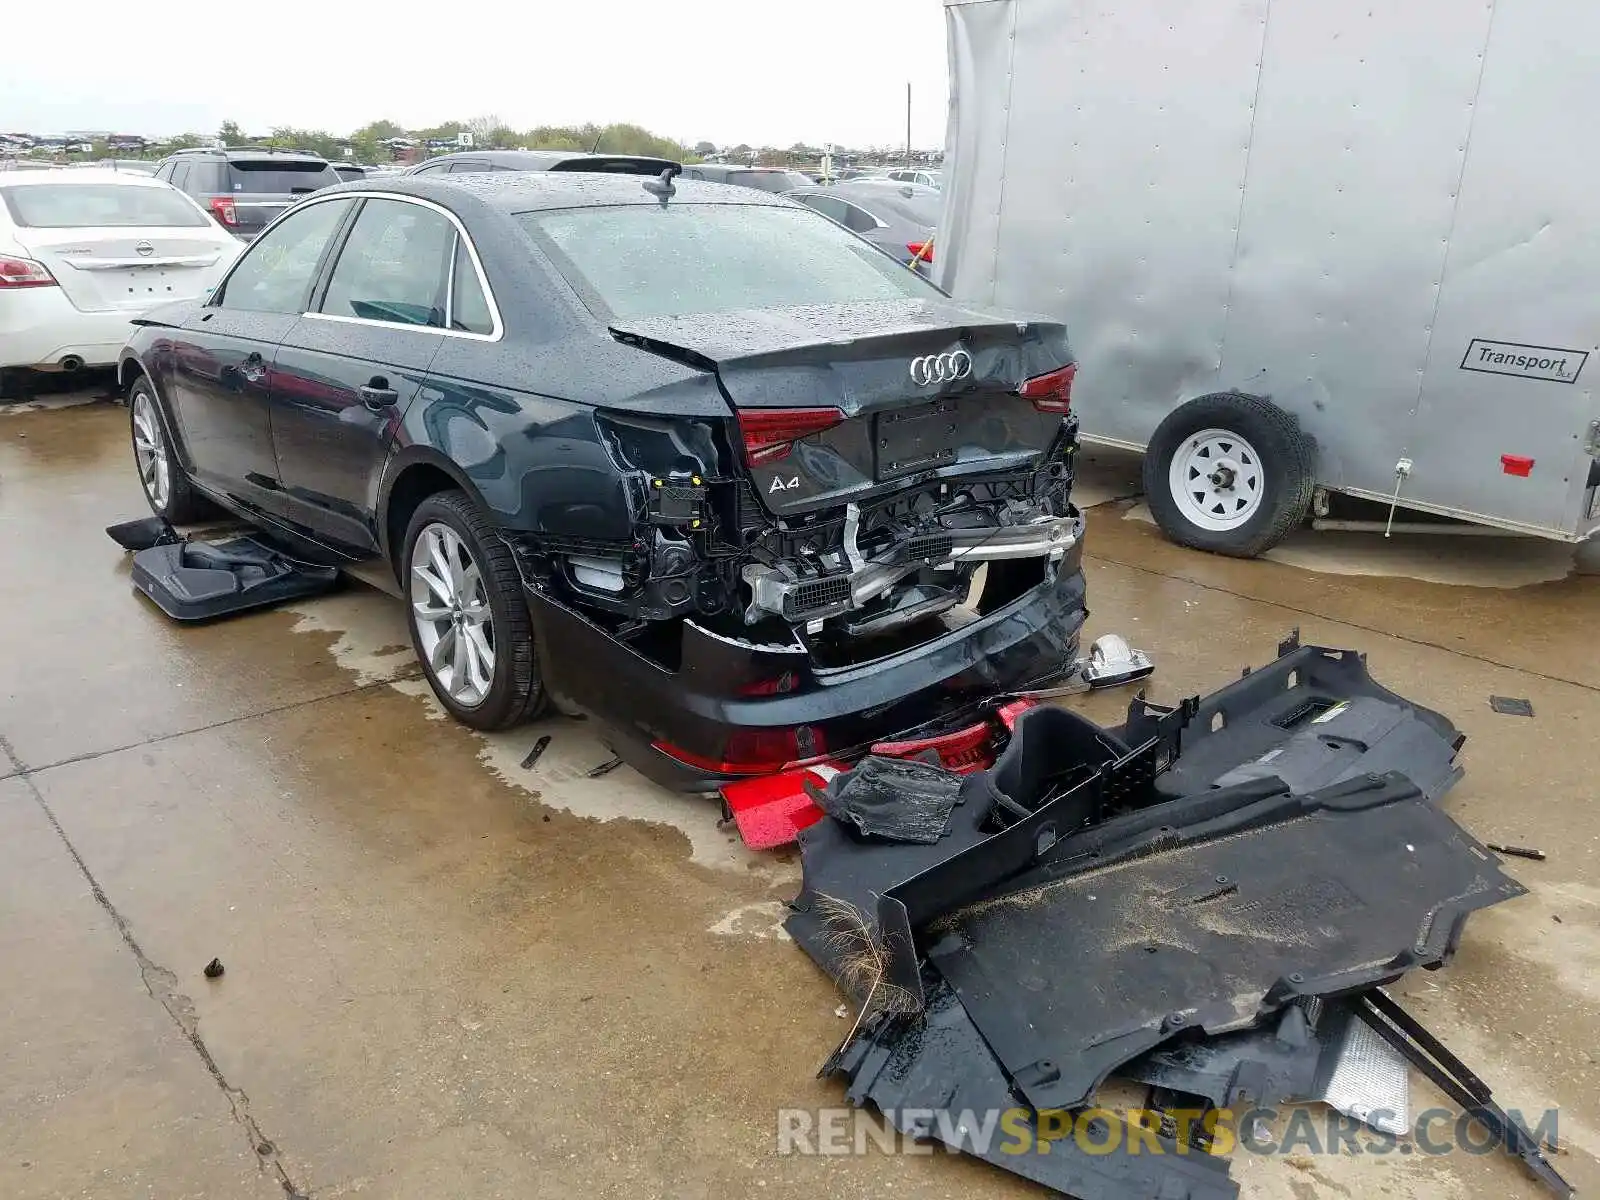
[905,82,913,167]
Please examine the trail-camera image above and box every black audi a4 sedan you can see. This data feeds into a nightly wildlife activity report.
[118,172,1087,789]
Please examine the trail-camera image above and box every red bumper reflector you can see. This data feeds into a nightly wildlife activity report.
[721,767,837,850]
[871,721,992,774]
[1501,454,1535,477]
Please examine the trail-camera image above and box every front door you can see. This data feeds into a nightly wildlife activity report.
[165,196,357,516]
[268,196,462,555]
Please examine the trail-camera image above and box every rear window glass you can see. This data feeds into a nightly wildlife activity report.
[1,183,209,228]
[520,202,937,320]
[226,161,338,194]
[854,188,941,227]
[547,157,675,176]
[725,170,810,192]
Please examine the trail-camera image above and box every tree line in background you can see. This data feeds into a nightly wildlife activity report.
[9,114,931,168]
[231,116,692,164]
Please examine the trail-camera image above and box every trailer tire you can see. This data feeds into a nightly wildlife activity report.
[1143,392,1314,558]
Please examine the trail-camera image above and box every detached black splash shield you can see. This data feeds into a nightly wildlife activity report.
[925,770,1524,1112]
[787,637,1527,1197]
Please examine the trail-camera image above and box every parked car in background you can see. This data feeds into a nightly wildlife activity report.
[91,160,158,175]
[788,179,940,271]
[405,150,678,177]
[333,163,369,182]
[0,169,240,396]
[116,173,1084,787]
[681,163,812,192]
[886,168,942,189]
[154,147,340,241]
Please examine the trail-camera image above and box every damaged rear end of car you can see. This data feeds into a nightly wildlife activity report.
[505,195,1088,787]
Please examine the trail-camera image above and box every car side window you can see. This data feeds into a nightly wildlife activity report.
[215,197,354,315]
[154,162,173,182]
[320,198,454,328]
[838,201,880,234]
[169,161,191,190]
[683,168,704,180]
[411,162,444,175]
[449,237,495,335]
[447,161,487,174]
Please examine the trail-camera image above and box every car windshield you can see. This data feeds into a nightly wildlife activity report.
[521,202,939,320]
[226,160,338,193]
[724,170,810,193]
[1,183,209,228]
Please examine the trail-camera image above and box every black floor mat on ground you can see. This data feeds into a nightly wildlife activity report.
[830,976,1240,1200]
[811,754,965,843]
[924,771,1525,1112]
[130,537,339,621]
[1117,637,1465,804]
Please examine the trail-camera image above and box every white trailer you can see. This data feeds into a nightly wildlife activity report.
[940,0,1600,555]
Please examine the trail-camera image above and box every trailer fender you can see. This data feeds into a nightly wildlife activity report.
[1142,391,1316,558]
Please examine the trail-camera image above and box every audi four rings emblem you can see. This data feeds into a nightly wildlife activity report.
[908,349,973,387]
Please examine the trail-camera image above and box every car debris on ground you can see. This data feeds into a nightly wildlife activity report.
[1490,695,1536,717]
[777,632,1569,1200]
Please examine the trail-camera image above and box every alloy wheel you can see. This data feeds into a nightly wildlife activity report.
[409,522,496,708]
[131,391,171,511]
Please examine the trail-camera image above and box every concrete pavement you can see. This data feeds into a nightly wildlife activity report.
[2,396,1596,1199]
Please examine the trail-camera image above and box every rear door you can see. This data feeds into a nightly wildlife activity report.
[165,195,356,513]
[222,159,339,240]
[268,195,466,553]
[1403,0,1600,537]
[3,180,237,312]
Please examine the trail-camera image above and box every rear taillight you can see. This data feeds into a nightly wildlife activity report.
[209,197,239,227]
[653,727,828,776]
[907,240,934,263]
[737,407,844,466]
[0,254,57,288]
[1019,362,1076,414]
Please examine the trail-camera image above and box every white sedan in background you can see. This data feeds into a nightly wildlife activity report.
[0,169,242,396]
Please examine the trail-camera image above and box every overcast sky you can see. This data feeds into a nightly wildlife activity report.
[2,0,951,148]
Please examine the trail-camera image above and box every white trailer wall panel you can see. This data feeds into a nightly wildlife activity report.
[942,0,1600,538]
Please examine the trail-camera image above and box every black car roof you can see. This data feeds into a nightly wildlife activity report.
[169,147,330,163]
[330,172,798,213]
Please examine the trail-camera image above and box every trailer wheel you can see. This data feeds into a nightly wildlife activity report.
[1143,392,1314,558]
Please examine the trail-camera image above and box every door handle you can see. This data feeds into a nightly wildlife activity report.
[359,379,400,411]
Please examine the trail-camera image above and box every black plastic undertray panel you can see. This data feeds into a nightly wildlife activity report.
[830,976,1240,1200]
[131,537,339,621]
[1114,641,1465,804]
[925,773,1526,1112]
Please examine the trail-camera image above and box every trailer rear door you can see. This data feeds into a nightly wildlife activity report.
[1402,0,1600,538]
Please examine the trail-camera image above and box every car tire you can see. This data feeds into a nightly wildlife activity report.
[1143,391,1315,558]
[402,490,547,731]
[129,375,212,523]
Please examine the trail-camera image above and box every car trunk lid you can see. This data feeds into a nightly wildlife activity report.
[15,227,233,313]
[610,298,1073,516]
